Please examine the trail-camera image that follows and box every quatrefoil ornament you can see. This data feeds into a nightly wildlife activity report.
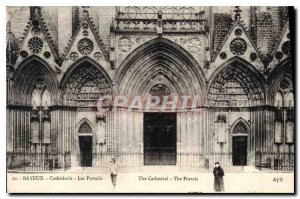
[70,52,79,61]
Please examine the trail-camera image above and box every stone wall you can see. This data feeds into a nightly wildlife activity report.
[213,13,233,51]
[256,12,273,56]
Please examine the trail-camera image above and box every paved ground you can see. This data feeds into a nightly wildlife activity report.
[7,170,294,193]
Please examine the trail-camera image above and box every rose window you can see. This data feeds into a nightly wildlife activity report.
[28,37,43,53]
[279,78,291,92]
[149,84,171,97]
[77,38,94,55]
[230,38,247,55]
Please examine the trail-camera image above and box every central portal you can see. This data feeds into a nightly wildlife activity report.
[144,113,176,165]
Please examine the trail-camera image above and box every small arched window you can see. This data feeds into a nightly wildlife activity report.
[78,122,92,134]
[233,121,248,135]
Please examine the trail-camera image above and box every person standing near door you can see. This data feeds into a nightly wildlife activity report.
[213,162,225,192]
[109,159,118,190]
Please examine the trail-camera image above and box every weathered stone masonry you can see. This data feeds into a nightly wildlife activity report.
[6,6,294,171]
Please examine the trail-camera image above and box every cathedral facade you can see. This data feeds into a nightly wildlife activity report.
[6,6,294,171]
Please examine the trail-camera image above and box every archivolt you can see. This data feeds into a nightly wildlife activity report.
[231,118,250,134]
[267,58,293,105]
[115,37,206,99]
[76,118,94,134]
[60,57,113,105]
[11,55,59,105]
[207,57,266,107]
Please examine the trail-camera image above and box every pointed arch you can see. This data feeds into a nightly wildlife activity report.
[138,69,180,95]
[60,56,113,87]
[76,118,94,135]
[11,55,59,105]
[115,37,206,99]
[231,118,250,135]
[60,56,114,106]
[268,58,293,105]
[207,57,266,107]
[78,123,93,134]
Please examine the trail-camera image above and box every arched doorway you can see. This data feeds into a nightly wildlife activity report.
[232,121,249,166]
[12,55,59,105]
[115,38,205,167]
[78,122,93,167]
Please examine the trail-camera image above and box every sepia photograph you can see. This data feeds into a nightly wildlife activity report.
[6,5,295,193]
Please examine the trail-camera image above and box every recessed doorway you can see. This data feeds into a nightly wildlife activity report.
[78,122,93,167]
[144,112,176,165]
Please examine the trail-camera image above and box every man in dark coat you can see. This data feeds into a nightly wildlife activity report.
[213,162,224,192]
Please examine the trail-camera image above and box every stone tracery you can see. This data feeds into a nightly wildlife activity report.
[233,122,248,134]
[116,38,205,99]
[78,122,93,134]
[77,38,94,55]
[28,37,43,53]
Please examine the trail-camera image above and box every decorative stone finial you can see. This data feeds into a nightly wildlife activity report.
[82,6,90,18]
[234,6,242,21]
[6,20,18,65]
[6,21,11,33]
[110,18,115,32]
[30,6,41,20]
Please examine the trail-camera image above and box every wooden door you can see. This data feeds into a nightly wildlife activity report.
[79,136,93,167]
[232,136,247,166]
[144,113,176,165]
